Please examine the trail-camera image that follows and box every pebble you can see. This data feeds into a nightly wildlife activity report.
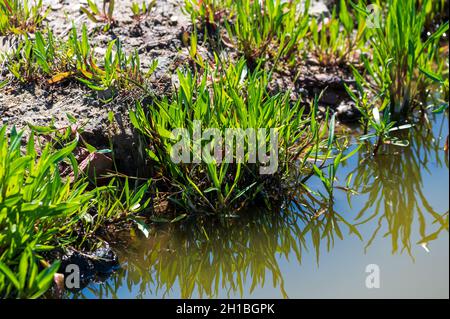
[336,101,361,123]
[169,16,178,26]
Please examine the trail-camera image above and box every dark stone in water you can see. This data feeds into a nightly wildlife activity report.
[58,244,120,291]
[90,246,120,274]
[336,101,361,123]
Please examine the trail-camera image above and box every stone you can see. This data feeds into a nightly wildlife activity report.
[336,101,362,123]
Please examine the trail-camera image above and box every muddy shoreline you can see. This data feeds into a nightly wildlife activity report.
[1,0,448,299]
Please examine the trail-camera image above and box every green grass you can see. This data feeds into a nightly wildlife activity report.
[308,0,366,66]
[81,0,116,27]
[355,0,448,118]
[131,0,156,22]
[0,0,48,35]
[130,59,333,213]
[184,0,310,69]
[0,124,153,298]
[183,0,233,28]
[4,24,156,100]
[224,0,309,68]
[420,67,449,113]
[338,0,448,153]
[69,24,153,93]
[0,126,93,298]
[345,67,413,155]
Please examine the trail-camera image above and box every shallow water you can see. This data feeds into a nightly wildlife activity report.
[69,113,449,299]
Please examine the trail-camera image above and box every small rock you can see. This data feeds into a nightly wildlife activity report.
[320,90,341,105]
[53,273,65,298]
[94,47,107,57]
[67,3,81,13]
[169,16,178,26]
[318,105,327,114]
[47,0,63,10]
[307,0,330,17]
[51,4,63,10]
[77,152,113,181]
[336,101,361,123]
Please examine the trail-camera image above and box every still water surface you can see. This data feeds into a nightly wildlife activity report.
[70,113,449,299]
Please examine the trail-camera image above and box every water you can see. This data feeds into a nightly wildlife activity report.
[69,113,449,299]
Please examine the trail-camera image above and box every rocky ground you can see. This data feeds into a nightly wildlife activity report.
[0,0,195,131]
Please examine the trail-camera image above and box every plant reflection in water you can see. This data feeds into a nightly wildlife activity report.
[68,114,448,299]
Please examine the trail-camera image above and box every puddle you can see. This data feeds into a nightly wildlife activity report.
[66,113,448,299]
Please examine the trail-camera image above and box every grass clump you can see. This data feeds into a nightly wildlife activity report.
[356,0,449,118]
[183,0,233,29]
[130,0,156,22]
[0,0,48,35]
[308,0,366,66]
[7,28,68,82]
[184,0,310,69]
[5,24,155,99]
[81,0,116,27]
[130,60,331,214]
[68,24,152,93]
[0,124,152,298]
[225,0,310,69]
[345,67,413,155]
[0,126,93,298]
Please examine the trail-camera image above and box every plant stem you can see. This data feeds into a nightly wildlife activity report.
[373,136,383,156]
